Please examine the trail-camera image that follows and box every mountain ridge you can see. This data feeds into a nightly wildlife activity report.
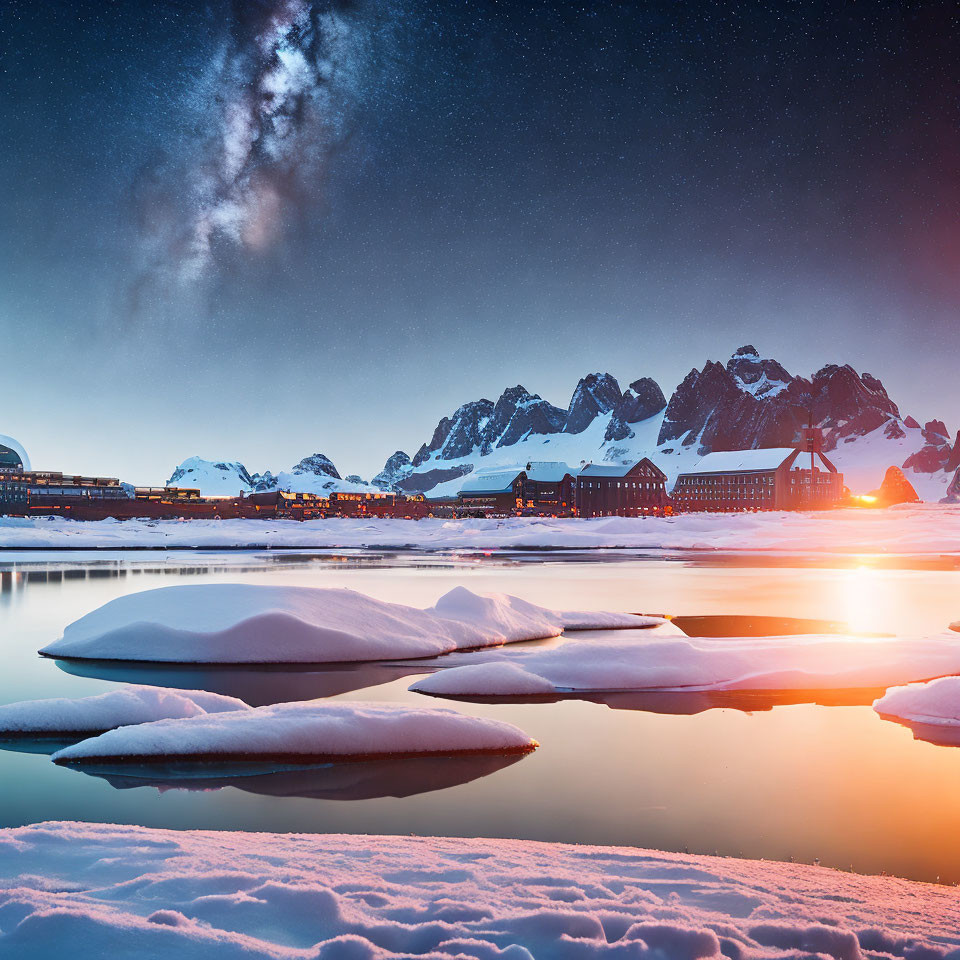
[166,346,958,502]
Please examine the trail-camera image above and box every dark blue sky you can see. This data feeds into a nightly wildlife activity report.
[1,0,958,481]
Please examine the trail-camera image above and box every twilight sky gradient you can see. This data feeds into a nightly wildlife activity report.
[1,0,958,482]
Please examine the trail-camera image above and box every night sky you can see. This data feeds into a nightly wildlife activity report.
[1,0,958,481]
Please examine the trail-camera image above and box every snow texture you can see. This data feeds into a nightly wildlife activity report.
[1,822,959,958]
[51,700,536,764]
[39,584,661,664]
[0,686,249,737]
[8,503,960,552]
[411,632,960,696]
[874,676,960,727]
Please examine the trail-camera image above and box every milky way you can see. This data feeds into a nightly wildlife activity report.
[132,0,379,298]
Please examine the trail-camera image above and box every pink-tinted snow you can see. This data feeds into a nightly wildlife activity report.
[3,504,960,553]
[0,822,958,958]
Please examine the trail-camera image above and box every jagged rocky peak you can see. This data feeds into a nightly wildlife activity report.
[290,453,341,480]
[807,364,901,442]
[605,378,667,442]
[902,422,956,474]
[564,373,622,434]
[412,398,495,466]
[726,345,792,397]
[658,360,745,448]
[487,385,567,449]
[372,451,413,490]
[658,347,908,455]
[922,420,950,444]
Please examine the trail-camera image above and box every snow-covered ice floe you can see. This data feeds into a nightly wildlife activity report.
[411,633,960,697]
[39,584,661,664]
[2,822,959,959]
[5,503,960,552]
[0,685,248,738]
[51,700,536,766]
[873,677,960,747]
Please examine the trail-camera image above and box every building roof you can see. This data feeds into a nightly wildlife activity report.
[0,435,30,472]
[522,461,573,482]
[683,447,798,475]
[459,469,524,495]
[578,459,664,479]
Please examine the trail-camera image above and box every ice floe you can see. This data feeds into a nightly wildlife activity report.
[39,583,661,664]
[1,821,959,958]
[874,676,960,728]
[51,700,536,766]
[5,503,960,553]
[411,633,960,696]
[0,685,248,738]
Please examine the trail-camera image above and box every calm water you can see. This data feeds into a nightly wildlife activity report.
[3,549,960,884]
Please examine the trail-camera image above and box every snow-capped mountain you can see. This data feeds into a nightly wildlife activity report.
[390,346,957,500]
[166,454,370,497]
[168,346,959,502]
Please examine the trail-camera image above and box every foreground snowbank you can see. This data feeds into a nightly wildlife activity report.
[1,822,958,958]
[0,686,248,737]
[411,633,960,696]
[52,700,536,766]
[40,584,659,664]
[3,503,960,552]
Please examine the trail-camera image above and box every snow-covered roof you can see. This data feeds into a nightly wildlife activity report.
[522,462,573,482]
[459,469,524,494]
[0,434,29,471]
[683,447,798,475]
[578,462,642,478]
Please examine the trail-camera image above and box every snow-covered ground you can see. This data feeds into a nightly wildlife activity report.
[51,701,536,766]
[1,822,958,958]
[40,584,661,664]
[0,686,247,737]
[411,632,960,697]
[4,503,960,552]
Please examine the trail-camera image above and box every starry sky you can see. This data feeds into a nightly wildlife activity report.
[1,0,958,482]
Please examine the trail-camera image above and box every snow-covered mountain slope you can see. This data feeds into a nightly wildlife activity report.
[165,458,261,497]
[167,346,957,501]
[396,346,952,498]
[166,455,369,497]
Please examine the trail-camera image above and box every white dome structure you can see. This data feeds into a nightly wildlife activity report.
[0,435,30,472]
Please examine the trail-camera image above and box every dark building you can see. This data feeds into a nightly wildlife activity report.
[458,462,576,516]
[575,459,670,517]
[672,440,844,512]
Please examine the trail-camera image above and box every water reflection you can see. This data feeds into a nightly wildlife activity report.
[417,686,887,716]
[53,659,430,706]
[63,753,528,801]
[877,714,960,748]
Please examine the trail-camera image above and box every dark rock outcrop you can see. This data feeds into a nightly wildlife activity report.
[396,464,473,494]
[563,373,622,434]
[605,378,667,442]
[372,451,413,490]
[658,348,903,455]
[412,399,495,466]
[486,386,566,448]
[290,453,341,480]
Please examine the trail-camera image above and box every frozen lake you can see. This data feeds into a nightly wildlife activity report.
[3,548,960,884]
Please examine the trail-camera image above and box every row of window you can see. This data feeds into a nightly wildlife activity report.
[580,481,662,490]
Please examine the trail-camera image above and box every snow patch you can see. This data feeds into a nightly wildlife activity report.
[51,700,536,764]
[1,823,958,958]
[411,632,960,696]
[40,584,661,664]
[0,686,249,737]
